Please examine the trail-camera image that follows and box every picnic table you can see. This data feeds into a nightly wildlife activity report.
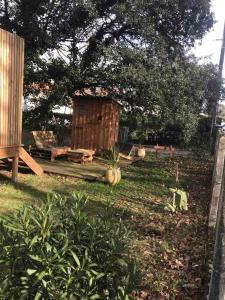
[67,149,95,164]
[153,144,175,158]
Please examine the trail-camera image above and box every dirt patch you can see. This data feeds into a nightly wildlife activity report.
[129,156,213,300]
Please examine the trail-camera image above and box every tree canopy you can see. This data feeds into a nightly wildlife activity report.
[0,0,214,60]
[0,0,221,144]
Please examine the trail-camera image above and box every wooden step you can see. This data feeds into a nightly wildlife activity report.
[19,148,43,176]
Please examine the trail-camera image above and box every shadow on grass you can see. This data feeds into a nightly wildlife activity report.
[0,157,173,219]
[0,162,34,175]
[0,173,47,207]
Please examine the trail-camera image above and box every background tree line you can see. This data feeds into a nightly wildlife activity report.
[0,0,223,146]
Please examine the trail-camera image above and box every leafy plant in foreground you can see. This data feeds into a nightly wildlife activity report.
[0,193,136,299]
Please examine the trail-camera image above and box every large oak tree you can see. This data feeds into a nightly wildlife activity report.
[0,0,221,143]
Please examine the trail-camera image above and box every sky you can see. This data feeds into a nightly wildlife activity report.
[193,0,224,74]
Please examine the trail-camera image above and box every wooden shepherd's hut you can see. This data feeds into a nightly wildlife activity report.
[71,88,120,152]
[0,28,43,180]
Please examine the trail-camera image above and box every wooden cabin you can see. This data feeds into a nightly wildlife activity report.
[0,28,43,180]
[71,89,120,152]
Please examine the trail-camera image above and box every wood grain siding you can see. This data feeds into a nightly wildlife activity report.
[72,98,120,152]
[0,29,43,179]
[0,28,24,147]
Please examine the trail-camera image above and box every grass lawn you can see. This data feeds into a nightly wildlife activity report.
[0,154,213,299]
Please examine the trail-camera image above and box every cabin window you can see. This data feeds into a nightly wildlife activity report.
[77,105,87,116]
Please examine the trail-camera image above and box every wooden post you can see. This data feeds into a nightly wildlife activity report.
[209,133,225,227]
[12,156,19,182]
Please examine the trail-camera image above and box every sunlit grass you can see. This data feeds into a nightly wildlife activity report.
[0,154,173,215]
[0,154,213,298]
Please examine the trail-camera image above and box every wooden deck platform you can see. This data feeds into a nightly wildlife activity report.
[36,158,107,180]
[36,157,133,181]
[0,156,134,181]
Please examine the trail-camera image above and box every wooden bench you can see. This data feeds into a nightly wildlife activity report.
[30,131,70,161]
[68,149,95,164]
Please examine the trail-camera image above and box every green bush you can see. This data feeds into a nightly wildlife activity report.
[0,193,136,299]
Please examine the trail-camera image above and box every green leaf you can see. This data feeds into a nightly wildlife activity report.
[37,271,47,280]
[46,242,52,252]
[30,235,39,247]
[90,294,101,299]
[42,279,47,288]
[70,250,80,268]
[164,203,176,212]
[89,276,93,287]
[34,291,42,300]
[117,258,128,267]
[27,269,37,275]
[31,216,42,228]
[29,255,43,263]
[96,273,105,280]
[4,225,25,233]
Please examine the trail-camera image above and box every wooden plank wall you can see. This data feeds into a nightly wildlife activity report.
[71,98,120,151]
[0,28,24,147]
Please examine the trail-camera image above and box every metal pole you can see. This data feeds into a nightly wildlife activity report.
[210,22,225,151]
[218,22,225,79]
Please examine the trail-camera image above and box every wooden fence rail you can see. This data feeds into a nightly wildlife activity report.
[208,129,225,299]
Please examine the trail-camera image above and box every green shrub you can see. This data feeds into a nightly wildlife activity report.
[0,193,136,299]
